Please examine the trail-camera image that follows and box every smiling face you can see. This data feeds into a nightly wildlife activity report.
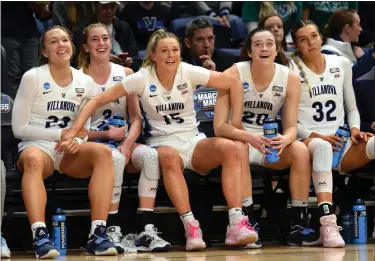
[263,16,284,45]
[248,30,277,65]
[151,37,181,72]
[294,24,323,58]
[83,26,111,61]
[42,28,73,65]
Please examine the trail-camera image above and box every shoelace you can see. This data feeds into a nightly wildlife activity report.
[93,226,112,243]
[107,230,123,243]
[323,223,343,236]
[145,227,164,242]
[240,218,255,231]
[187,224,201,238]
[123,234,137,248]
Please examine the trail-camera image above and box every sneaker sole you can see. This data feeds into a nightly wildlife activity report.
[186,242,206,251]
[225,232,258,246]
[137,244,171,252]
[242,242,263,249]
[86,247,118,256]
[36,249,60,259]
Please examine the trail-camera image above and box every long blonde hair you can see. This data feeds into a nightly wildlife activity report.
[77,23,109,74]
[142,29,180,68]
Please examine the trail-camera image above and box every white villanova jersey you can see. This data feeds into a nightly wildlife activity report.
[236,61,289,134]
[25,64,93,132]
[290,54,346,136]
[90,63,128,130]
[139,62,204,137]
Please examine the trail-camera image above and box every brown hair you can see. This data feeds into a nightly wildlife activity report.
[240,27,290,66]
[142,29,180,68]
[259,13,287,51]
[39,25,75,66]
[77,23,109,74]
[323,9,358,39]
[290,20,321,93]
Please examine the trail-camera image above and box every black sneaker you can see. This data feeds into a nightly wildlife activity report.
[287,222,321,246]
[86,225,117,256]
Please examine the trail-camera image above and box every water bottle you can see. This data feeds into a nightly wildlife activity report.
[52,208,67,255]
[353,199,367,244]
[340,212,353,244]
[263,117,280,163]
[332,124,350,169]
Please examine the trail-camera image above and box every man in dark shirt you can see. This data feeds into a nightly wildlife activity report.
[118,2,171,50]
[182,18,236,72]
[74,1,140,71]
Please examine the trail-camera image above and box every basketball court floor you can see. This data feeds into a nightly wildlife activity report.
[8,243,375,261]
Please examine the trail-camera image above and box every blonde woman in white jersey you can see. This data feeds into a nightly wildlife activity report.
[289,20,375,248]
[215,27,320,248]
[60,29,258,251]
[78,23,171,253]
[12,26,117,258]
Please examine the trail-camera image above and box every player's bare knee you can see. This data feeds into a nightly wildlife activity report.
[92,143,112,161]
[157,147,180,171]
[219,139,240,162]
[289,141,310,163]
[20,149,46,173]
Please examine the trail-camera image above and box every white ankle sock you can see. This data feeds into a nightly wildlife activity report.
[242,196,253,207]
[228,208,243,226]
[31,222,46,239]
[180,211,195,223]
[90,220,106,235]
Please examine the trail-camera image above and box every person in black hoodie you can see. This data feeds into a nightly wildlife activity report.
[182,18,236,72]
[118,2,171,50]
[74,2,140,71]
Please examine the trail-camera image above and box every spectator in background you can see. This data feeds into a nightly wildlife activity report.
[52,2,95,35]
[74,1,140,71]
[1,2,51,99]
[183,18,236,72]
[118,2,171,50]
[302,1,358,32]
[322,9,375,79]
[353,66,375,133]
[242,2,302,35]
[1,161,11,258]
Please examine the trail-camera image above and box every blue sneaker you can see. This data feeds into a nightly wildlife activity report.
[242,222,262,249]
[1,235,11,258]
[86,225,117,256]
[33,227,60,259]
[287,223,321,246]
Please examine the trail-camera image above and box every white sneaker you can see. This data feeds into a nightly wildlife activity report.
[106,226,124,253]
[122,233,137,253]
[320,215,345,248]
[1,236,11,258]
[136,224,171,252]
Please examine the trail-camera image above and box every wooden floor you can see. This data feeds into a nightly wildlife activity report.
[8,243,375,261]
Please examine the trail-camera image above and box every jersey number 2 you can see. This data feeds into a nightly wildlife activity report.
[312,100,336,122]
[163,113,184,124]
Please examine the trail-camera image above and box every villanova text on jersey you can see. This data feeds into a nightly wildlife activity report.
[155,102,185,113]
[309,85,338,98]
[244,100,273,111]
[47,100,76,112]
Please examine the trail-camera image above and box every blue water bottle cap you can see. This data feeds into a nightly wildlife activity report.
[57,208,62,212]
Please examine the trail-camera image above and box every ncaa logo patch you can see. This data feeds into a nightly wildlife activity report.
[149,85,157,92]
[243,82,249,89]
[113,76,123,81]
[1,94,11,113]
[44,82,51,90]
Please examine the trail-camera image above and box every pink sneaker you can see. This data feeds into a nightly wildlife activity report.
[320,215,345,248]
[225,216,258,246]
[183,220,206,251]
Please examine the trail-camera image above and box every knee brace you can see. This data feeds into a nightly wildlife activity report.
[366,136,375,160]
[308,138,333,193]
[132,145,160,198]
[111,149,126,203]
